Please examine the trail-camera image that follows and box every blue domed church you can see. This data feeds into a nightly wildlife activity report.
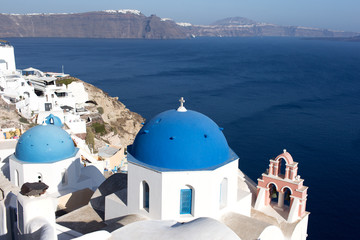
[105,98,252,221]
[1,100,309,240]
[9,117,92,196]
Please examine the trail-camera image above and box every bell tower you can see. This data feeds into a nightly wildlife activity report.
[254,150,308,222]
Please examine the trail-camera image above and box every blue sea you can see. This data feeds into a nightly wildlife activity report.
[6,37,360,239]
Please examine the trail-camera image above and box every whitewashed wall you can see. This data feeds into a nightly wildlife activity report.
[105,156,253,222]
[9,151,87,196]
[0,45,16,72]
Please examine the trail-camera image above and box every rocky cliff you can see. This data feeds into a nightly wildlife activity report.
[0,97,25,129]
[0,10,191,39]
[79,78,144,148]
[0,77,144,150]
[0,11,358,39]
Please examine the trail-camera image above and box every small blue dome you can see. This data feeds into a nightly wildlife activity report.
[45,114,63,127]
[129,109,237,171]
[15,125,78,163]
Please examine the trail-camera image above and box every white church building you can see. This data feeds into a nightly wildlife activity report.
[105,99,251,222]
[0,99,309,240]
[9,117,103,197]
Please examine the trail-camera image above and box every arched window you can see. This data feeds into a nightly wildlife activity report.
[180,186,193,215]
[220,178,228,209]
[15,169,19,187]
[141,181,150,211]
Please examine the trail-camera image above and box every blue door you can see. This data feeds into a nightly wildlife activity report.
[180,189,192,214]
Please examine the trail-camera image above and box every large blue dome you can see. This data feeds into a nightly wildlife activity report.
[15,125,78,163]
[129,109,237,171]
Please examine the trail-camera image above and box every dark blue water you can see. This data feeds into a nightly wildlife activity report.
[6,37,360,239]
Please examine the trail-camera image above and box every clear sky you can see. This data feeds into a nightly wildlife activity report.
[2,0,360,32]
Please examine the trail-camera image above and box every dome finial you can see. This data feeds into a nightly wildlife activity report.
[177,97,187,112]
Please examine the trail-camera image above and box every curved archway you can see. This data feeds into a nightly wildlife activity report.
[274,150,294,165]
[283,187,292,207]
[279,158,287,177]
[281,186,293,195]
[267,182,279,191]
[268,183,278,203]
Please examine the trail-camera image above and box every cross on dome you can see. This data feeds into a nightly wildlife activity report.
[177,97,187,112]
[179,97,185,107]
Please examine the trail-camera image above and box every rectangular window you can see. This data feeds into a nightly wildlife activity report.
[45,103,52,111]
[180,189,192,215]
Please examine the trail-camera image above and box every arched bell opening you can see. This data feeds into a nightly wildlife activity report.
[283,187,292,207]
[279,158,287,178]
[268,183,278,203]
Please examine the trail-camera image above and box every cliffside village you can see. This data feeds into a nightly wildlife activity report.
[0,40,127,175]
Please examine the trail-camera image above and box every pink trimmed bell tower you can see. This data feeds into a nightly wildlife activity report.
[254,150,308,223]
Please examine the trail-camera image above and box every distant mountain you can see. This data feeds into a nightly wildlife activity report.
[211,17,257,26]
[188,17,358,38]
[0,10,358,39]
[0,10,191,39]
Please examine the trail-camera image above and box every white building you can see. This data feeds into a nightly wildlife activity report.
[0,40,16,73]
[1,97,310,240]
[0,40,88,137]
[105,101,251,222]
[101,99,309,240]
[9,123,103,196]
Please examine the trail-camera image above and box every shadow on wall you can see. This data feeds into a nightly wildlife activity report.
[57,188,94,216]
[90,173,128,214]
[1,156,10,180]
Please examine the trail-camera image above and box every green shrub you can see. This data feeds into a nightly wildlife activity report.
[97,107,104,114]
[85,127,95,150]
[57,78,75,86]
[91,122,107,135]
[19,117,29,124]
